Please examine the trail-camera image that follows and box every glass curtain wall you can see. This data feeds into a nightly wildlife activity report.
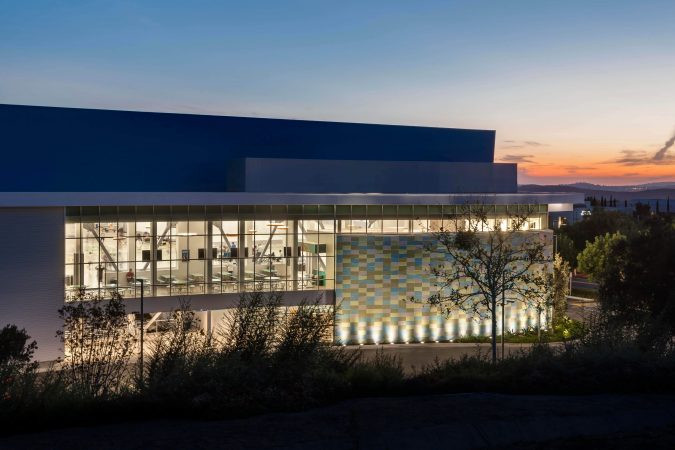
[64,204,547,300]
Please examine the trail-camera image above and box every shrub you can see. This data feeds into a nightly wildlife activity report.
[220,290,282,358]
[0,325,39,407]
[57,291,136,398]
[141,295,362,417]
[142,299,211,403]
[5,289,675,435]
[597,216,675,350]
[0,324,37,366]
[347,348,405,395]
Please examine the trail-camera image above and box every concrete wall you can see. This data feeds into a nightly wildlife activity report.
[0,207,64,361]
[233,158,518,194]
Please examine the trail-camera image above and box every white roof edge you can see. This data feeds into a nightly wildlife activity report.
[0,192,585,207]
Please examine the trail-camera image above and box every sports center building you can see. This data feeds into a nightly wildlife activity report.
[0,104,582,360]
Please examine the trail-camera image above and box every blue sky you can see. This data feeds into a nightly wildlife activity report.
[1,0,674,184]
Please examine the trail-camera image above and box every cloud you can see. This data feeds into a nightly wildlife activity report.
[563,165,597,174]
[605,128,675,166]
[500,154,536,163]
[622,172,640,177]
[500,140,548,149]
[609,149,675,166]
[653,132,675,161]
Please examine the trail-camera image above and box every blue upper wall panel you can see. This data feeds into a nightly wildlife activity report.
[0,104,495,192]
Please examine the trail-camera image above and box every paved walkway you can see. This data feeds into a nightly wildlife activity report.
[567,297,598,322]
[3,393,674,449]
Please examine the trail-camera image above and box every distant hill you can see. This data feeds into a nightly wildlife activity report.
[564,182,675,192]
[519,184,675,201]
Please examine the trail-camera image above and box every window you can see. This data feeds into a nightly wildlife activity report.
[64,203,535,300]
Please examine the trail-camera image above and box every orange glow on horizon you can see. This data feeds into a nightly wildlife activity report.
[496,144,675,185]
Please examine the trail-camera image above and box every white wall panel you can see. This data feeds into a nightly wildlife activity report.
[0,207,64,361]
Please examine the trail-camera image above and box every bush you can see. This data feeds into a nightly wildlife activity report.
[347,349,405,395]
[0,325,38,407]
[413,339,675,396]
[0,324,37,366]
[597,216,675,350]
[4,289,675,435]
[220,290,282,358]
[141,294,362,418]
[57,291,136,398]
[451,318,584,344]
[142,299,211,404]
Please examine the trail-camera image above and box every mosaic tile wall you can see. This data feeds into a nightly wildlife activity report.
[335,234,541,344]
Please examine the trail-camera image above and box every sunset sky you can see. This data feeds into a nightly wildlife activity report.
[1,1,673,185]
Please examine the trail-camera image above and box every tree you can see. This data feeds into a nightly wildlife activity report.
[0,325,38,404]
[421,205,550,363]
[599,216,675,349]
[577,232,626,282]
[555,232,576,267]
[550,254,571,323]
[0,325,37,366]
[518,253,570,342]
[557,210,637,267]
[634,202,651,220]
[57,291,137,398]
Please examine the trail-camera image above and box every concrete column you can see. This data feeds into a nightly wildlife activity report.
[206,221,213,293]
[292,219,299,291]
[238,220,246,291]
[151,220,157,297]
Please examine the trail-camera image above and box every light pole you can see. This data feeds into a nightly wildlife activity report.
[139,278,144,381]
[501,272,505,360]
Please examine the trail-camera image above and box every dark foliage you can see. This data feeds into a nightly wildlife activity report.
[597,215,675,349]
[57,291,136,398]
[0,325,37,366]
[556,210,638,267]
